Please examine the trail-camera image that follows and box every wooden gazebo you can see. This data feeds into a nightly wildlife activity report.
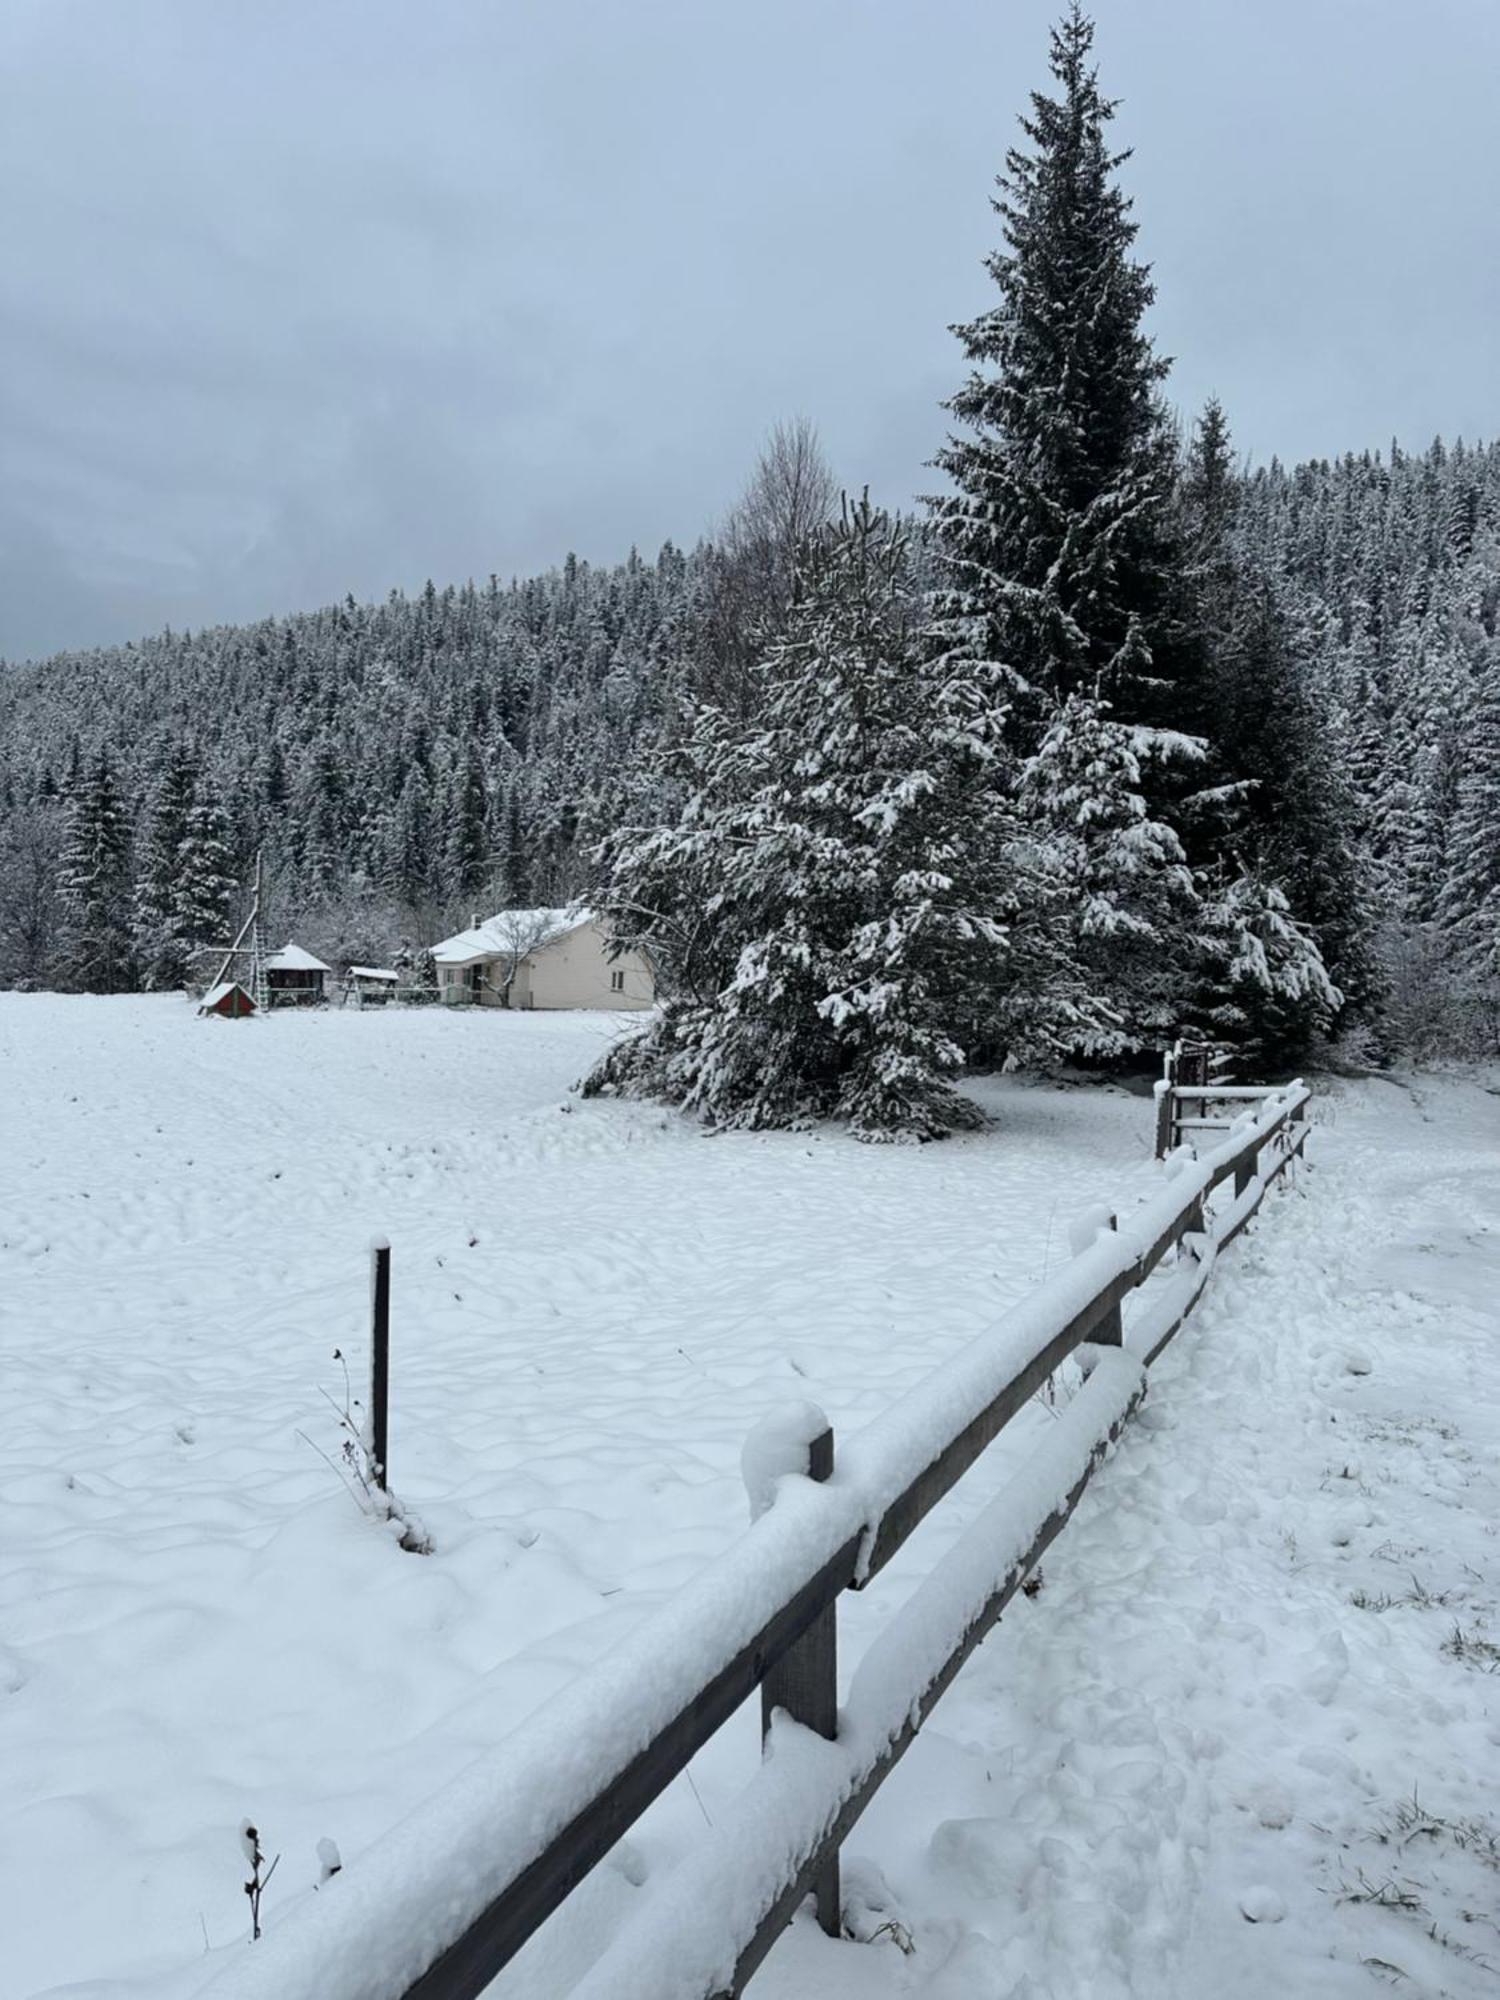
[265,943,332,1007]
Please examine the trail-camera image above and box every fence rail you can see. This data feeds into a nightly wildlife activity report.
[194,1076,1312,2000]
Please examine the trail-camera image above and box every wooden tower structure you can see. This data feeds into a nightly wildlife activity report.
[199,850,269,1014]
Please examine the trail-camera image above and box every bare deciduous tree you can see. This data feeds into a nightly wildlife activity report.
[480,906,580,1006]
[697,418,838,717]
[728,417,840,571]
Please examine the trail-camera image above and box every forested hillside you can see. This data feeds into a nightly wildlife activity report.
[2,436,1497,1054]
[0,545,701,982]
[1235,440,1500,1051]
[2,9,1496,1075]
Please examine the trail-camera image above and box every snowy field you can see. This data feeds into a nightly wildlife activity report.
[2,998,1497,1999]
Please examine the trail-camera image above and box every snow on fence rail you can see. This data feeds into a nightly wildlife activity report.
[193,1080,1312,2000]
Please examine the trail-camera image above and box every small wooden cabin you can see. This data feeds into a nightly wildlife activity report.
[265,943,332,1007]
[199,981,257,1019]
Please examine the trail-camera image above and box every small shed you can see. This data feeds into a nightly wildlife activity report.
[346,966,400,1007]
[265,943,332,1007]
[199,981,257,1019]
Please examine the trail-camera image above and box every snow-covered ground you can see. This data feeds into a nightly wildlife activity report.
[2,999,1496,1998]
[764,1068,1500,2000]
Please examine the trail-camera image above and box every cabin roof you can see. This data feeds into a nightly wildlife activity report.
[266,943,332,974]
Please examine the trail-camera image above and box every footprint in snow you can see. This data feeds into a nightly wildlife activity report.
[1248,1782,1294,1829]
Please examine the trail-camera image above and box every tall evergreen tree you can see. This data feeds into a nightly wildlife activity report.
[133,742,199,989]
[173,795,237,965]
[386,766,436,907]
[1438,640,1500,1007]
[444,746,490,902]
[929,4,1182,742]
[1178,401,1362,1047]
[58,752,134,993]
[1178,395,1240,749]
[1198,867,1342,1071]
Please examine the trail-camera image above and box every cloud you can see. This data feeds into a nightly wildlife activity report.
[3,0,1497,659]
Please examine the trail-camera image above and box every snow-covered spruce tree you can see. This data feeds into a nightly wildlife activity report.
[0,795,62,988]
[1020,685,1202,1053]
[132,742,199,989]
[925,4,1222,1055]
[444,746,490,903]
[384,765,436,909]
[929,5,1185,750]
[173,795,238,968]
[1437,637,1500,1038]
[58,751,134,993]
[1176,401,1364,1050]
[584,496,1038,1141]
[1199,868,1342,1073]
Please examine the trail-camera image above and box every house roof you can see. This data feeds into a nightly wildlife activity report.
[199,981,254,1013]
[348,965,399,981]
[431,907,591,967]
[266,943,332,974]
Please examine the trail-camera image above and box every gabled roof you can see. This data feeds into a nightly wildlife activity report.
[431,907,591,966]
[266,942,332,974]
[199,981,255,1013]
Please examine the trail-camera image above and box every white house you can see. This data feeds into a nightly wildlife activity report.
[430,908,654,1011]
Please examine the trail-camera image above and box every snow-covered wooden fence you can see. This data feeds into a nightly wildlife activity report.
[1152,1038,1275,1158]
[193,1081,1311,2000]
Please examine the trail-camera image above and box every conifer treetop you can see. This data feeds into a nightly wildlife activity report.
[929,5,1178,717]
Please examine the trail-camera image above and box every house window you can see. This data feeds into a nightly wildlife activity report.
[610,969,625,993]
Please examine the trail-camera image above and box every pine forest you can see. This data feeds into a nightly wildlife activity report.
[3,9,1497,1134]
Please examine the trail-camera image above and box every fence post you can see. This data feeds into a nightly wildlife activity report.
[1180,1042,1211,1089]
[756,1424,840,1937]
[1096,1215,1123,1345]
[1287,1082,1308,1175]
[1154,1046,1176,1160]
[370,1238,390,1491]
[1234,1146,1257,1199]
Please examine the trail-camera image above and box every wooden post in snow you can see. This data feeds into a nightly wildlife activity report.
[1154,1045,1176,1160]
[370,1239,391,1491]
[1096,1216,1123,1344]
[1287,1081,1308,1175]
[754,1422,840,1938]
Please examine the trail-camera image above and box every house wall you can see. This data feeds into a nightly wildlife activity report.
[524,919,653,1010]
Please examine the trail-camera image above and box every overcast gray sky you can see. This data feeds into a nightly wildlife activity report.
[3,0,1497,661]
